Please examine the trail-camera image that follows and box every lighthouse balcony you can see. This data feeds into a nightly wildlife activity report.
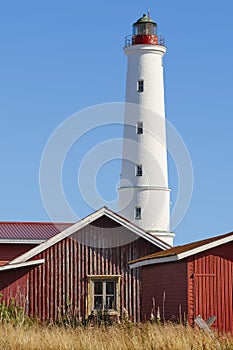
[125,34,165,47]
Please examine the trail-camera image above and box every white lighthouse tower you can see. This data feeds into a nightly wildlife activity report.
[118,13,175,246]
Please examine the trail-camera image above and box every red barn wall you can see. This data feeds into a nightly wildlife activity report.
[0,217,160,322]
[141,260,188,322]
[0,268,30,310]
[0,244,37,261]
[188,242,233,334]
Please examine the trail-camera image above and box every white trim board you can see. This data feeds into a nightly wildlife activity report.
[0,239,44,244]
[10,207,170,265]
[0,259,45,271]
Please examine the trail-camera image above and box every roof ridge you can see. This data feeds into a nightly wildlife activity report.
[10,207,170,265]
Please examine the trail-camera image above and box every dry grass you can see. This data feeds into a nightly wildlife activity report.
[0,323,232,350]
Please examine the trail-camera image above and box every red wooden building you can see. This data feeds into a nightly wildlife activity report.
[130,231,233,333]
[0,207,169,322]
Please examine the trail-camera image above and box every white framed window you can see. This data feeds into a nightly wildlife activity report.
[135,207,142,220]
[87,275,121,315]
[136,164,142,176]
[93,280,115,310]
[137,80,144,92]
[136,122,143,134]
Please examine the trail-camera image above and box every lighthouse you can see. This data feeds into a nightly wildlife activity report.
[118,13,175,246]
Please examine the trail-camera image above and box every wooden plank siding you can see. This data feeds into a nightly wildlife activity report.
[141,261,188,322]
[0,216,160,322]
[188,242,233,333]
[0,244,36,261]
[0,268,30,312]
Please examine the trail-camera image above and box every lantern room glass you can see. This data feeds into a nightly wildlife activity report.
[133,22,157,36]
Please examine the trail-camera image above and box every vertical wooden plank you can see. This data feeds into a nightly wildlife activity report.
[42,252,47,320]
[58,241,62,313]
[228,259,233,333]
[37,258,40,319]
[66,238,70,305]
[54,242,58,319]
[93,246,96,275]
[215,254,220,331]
[73,239,77,311]
[128,244,132,320]
[70,238,73,305]
[88,245,92,276]
[202,256,206,320]
[50,246,54,319]
[62,240,66,308]
[132,267,136,323]
[81,243,85,319]
[77,241,81,313]
[45,250,50,320]
[136,267,141,322]
[29,269,34,317]
[220,257,224,331]
[187,258,193,325]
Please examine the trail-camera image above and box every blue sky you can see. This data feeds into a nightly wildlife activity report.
[0,1,233,245]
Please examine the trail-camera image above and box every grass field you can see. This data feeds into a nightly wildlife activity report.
[0,323,232,350]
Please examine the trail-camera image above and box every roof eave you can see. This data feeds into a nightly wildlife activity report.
[130,255,178,269]
[0,259,45,271]
[130,233,233,268]
[0,239,45,244]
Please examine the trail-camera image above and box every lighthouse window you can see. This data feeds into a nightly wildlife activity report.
[135,207,142,220]
[136,165,143,176]
[138,23,147,35]
[136,122,143,134]
[137,80,144,92]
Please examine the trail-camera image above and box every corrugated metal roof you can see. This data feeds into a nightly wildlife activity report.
[130,231,233,264]
[0,222,73,240]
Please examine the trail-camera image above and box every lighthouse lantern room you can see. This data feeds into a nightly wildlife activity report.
[119,13,175,246]
[132,13,158,45]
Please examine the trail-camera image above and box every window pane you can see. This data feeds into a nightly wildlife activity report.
[137,80,144,92]
[105,296,115,309]
[135,207,142,219]
[138,23,147,35]
[94,296,103,309]
[147,23,156,35]
[137,122,143,134]
[136,165,142,176]
[106,281,115,295]
[94,281,103,295]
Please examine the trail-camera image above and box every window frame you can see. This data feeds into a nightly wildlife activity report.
[87,275,121,317]
[135,164,143,177]
[137,79,144,92]
[135,206,142,220]
[136,121,143,135]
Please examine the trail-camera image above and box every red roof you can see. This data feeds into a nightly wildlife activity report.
[0,222,73,241]
[130,230,233,264]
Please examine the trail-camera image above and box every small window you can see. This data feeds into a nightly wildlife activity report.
[87,276,120,315]
[137,80,144,92]
[136,164,142,176]
[135,207,142,220]
[94,280,116,310]
[136,122,143,134]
